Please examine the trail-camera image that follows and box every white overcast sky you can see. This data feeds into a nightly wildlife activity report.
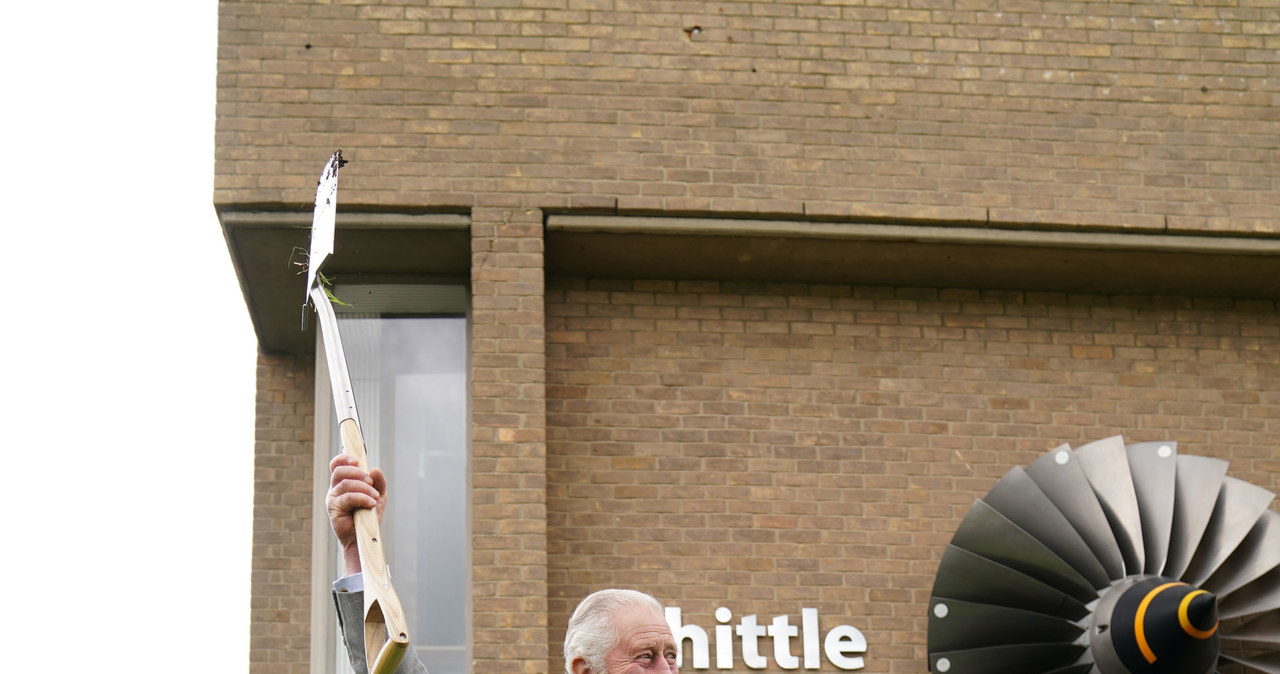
[3,2,256,669]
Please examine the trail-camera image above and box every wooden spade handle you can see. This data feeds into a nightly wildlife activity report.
[340,418,411,674]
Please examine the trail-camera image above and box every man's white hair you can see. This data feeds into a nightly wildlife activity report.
[563,589,665,674]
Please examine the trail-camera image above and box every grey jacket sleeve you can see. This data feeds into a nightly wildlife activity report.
[333,589,430,674]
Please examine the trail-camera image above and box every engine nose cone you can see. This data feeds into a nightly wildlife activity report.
[1092,577,1220,674]
[1179,590,1218,640]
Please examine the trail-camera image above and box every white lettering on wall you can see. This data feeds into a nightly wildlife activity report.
[715,607,733,670]
[736,614,768,669]
[666,608,710,669]
[824,624,868,670]
[768,615,799,669]
[665,607,867,671]
[802,608,820,669]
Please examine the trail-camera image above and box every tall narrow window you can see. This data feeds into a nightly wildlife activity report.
[314,285,469,674]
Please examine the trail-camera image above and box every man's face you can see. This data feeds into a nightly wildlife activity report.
[600,605,678,673]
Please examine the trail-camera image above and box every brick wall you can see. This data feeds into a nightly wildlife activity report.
[471,208,550,673]
[544,278,1280,672]
[217,0,1280,233]
[250,351,316,674]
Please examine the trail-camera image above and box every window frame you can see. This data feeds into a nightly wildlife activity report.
[308,284,472,674]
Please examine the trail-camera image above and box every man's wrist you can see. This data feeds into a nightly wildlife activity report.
[342,544,362,575]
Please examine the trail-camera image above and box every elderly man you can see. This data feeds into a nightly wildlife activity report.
[328,455,678,674]
[564,589,678,673]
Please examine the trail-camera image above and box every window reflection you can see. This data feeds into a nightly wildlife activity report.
[333,314,468,674]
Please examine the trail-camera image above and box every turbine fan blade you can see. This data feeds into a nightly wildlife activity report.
[1041,665,1094,674]
[929,643,1085,674]
[1224,611,1280,645]
[927,598,1084,652]
[1025,444,1126,580]
[1183,478,1276,586]
[984,466,1111,591]
[1075,436,1145,575]
[1220,566,1280,620]
[931,546,1090,620]
[1125,441,1178,575]
[1206,510,1280,599]
[952,499,1099,603]
[1218,650,1280,674]
[1165,454,1231,580]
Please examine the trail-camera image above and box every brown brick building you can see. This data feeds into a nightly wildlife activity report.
[216,1,1280,672]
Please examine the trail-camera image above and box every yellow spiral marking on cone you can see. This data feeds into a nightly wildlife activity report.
[1178,590,1218,640]
[1135,582,1183,664]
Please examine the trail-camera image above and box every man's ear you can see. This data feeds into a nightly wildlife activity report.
[570,656,592,674]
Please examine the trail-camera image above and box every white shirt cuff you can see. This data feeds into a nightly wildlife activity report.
[334,572,363,593]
